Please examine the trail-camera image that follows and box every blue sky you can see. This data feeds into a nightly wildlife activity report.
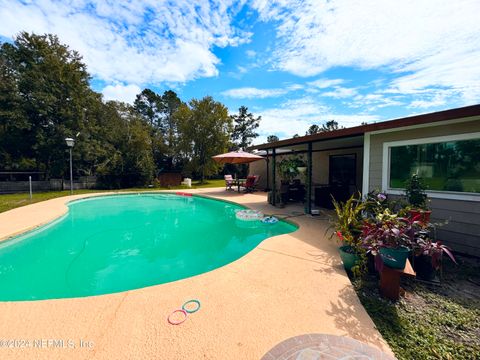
[1,1,480,144]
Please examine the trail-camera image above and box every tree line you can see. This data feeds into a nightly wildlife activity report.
[0,32,261,187]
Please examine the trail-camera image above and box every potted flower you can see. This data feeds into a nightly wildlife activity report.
[405,174,431,224]
[330,194,366,274]
[363,190,389,219]
[412,224,457,280]
[361,211,416,271]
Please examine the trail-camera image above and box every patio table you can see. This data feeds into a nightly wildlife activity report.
[235,179,246,192]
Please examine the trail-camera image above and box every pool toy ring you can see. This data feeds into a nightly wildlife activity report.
[262,216,278,224]
[182,299,201,313]
[235,209,263,221]
[168,309,188,325]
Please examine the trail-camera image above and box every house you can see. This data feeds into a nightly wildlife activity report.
[249,104,480,256]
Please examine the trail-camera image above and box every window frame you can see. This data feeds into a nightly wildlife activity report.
[382,132,480,201]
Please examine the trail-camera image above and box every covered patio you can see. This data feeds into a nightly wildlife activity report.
[249,130,365,214]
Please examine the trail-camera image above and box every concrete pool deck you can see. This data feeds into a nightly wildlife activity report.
[0,188,393,359]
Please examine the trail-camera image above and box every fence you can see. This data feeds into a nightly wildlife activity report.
[0,177,97,194]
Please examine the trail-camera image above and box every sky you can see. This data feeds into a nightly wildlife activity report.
[1,0,480,144]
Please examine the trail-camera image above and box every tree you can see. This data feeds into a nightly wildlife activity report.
[133,89,182,170]
[292,134,300,138]
[306,124,320,135]
[96,102,155,188]
[267,135,279,143]
[320,120,342,132]
[0,43,28,169]
[133,89,162,128]
[0,32,93,178]
[160,90,182,152]
[230,106,260,150]
[176,96,232,183]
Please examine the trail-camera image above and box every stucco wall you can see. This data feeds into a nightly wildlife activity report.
[368,117,480,256]
[248,159,268,189]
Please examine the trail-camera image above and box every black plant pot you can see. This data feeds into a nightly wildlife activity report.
[414,255,437,281]
[366,252,377,274]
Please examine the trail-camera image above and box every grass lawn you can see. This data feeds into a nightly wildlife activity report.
[354,256,480,360]
[0,179,225,213]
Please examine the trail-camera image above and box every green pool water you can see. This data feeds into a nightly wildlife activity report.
[0,194,297,301]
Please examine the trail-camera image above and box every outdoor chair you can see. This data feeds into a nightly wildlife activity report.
[224,175,235,190]
[243,175,260,193]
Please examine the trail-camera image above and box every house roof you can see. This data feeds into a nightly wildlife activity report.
[250,104,480,150]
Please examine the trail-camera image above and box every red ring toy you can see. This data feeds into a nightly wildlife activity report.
[167,309,187,325]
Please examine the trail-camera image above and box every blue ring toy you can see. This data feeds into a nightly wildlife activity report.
[262,216,278,224]
[182,299,201,314]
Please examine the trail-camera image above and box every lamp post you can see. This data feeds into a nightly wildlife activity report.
[65,137,75,195]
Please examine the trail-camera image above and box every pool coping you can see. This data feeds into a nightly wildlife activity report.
[0,188,394,360]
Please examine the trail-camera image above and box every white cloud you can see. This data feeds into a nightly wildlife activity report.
[102,84,142,104]
[253,97,379,143]
[237,65,248,74]
[351,93,404,111]
[0,0,251,85]
[408,89,458,109]
[286,84,304,91]
[321,86,357,99]
[307,78,345,89]
[222,87,288,98]
[222,83,304,98]
[246,49,256,58]
[253,0,480,103]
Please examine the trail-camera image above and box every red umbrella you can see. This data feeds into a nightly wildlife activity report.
[212,150,264,164]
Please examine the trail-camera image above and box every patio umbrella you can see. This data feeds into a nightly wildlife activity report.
[212,150,264,164]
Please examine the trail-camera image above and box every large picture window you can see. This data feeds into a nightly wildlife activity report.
[389,138,480,194]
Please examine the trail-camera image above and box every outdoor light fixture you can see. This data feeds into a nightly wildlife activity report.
[65,137,75,195]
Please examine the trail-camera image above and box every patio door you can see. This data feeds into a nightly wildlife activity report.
[329,154,356,201]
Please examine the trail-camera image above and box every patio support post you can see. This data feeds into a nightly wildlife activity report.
[265,149,270,191]
[305,142,312,214]
[272,148,276,206]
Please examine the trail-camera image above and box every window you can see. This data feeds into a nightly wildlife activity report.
[388,138,480,194]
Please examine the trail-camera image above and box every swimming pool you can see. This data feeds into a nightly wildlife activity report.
[0,194,297,301]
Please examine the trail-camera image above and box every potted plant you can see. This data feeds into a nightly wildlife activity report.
[363,190,390,219]
[277,155,305,204]
[330,194,366,275]
[412,225,457,280]
[277,155,304,183]
[405,174,431,224]
[361,210,417,271]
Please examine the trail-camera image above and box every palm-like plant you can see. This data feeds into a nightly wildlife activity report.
[331,193,365,250]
